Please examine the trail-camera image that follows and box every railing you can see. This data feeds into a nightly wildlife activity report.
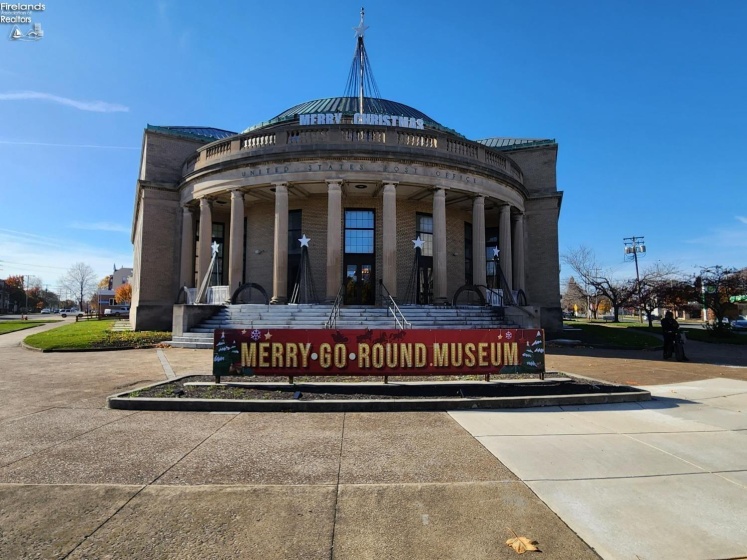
[205,141,231,160]
[242,133,276,149]
[379,280,411,330]
[324,283,344,329]
[397,131,437,148]
[192,124,526,186]
[341,128,385,143]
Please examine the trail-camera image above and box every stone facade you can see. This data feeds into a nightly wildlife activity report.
[130,107,563,334]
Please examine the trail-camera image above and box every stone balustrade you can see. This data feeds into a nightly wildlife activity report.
[188,123,525,183]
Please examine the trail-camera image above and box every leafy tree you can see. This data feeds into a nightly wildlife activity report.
[4,275,25,310]
[563,246,636,322]
[115,283,132,304]
[60,263,97,311]
[695,266,747,332]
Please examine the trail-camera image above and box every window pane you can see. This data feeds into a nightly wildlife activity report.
[345,230,374,253]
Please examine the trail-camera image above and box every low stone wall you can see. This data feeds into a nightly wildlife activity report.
[173,304,223,336]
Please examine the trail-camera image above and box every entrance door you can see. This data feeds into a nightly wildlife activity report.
[417,256,433,305]
[344,260,375,305]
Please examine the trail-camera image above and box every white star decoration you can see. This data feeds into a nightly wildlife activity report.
[492,247,500,258]
[299,234,311,247]
[412,237,424,250]
[353,9,368,38]
[211,241,220,256]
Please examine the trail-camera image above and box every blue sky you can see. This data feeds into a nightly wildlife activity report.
[1,0,745,291]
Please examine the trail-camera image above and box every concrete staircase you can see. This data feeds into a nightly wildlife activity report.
[168,304,515,349]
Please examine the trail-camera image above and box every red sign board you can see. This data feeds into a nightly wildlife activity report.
[213,328,545,378]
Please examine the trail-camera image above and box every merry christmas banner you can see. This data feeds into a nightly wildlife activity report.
[213,328,545,377]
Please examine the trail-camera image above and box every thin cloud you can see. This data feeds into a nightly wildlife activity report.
[69,221,130,234]
[0,91,129,113]
[737,216,747,225]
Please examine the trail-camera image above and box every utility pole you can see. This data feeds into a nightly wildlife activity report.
[623,236,646,322]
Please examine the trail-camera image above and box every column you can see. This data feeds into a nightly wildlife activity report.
[179,205,195,288]
[512,213,525,294]
[498,204,513,291]
[198,197,212,289]
[325,180,343,301]
[382,182,398,297]
[271,183,288,304]
[472,196,486,289]
[228,189,245,294]
[432,187,447,304]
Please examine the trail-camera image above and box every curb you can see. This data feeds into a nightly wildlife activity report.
[107,375,651,413]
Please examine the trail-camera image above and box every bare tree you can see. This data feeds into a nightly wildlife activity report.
[60,262,97,311]
[638,262,681,326]
[563,246,636,322]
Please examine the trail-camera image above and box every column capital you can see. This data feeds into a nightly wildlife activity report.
[272,181,288,190]
[325,179,343,187]
[382,180,399,187]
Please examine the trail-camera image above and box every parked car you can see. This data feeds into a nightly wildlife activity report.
[104,306,130,317]
[40,308,51,314]
[60,309,84,318]
[731,319,747,332]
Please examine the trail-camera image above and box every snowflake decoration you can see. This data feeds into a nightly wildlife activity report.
[505,331,513,340]
[250,329,262,341]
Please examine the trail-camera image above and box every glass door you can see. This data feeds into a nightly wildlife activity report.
[344,261,375,305]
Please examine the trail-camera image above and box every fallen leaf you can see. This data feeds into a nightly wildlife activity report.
[506,528,540,554]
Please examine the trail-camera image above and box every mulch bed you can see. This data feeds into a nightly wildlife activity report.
[127,373,639,401]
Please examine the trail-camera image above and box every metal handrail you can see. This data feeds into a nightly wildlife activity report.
[325,283,344,328]
[379,280,411,330]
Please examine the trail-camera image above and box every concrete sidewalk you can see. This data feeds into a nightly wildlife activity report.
[0,324,746,559]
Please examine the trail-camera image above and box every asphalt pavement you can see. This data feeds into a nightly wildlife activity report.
[0,320,745,559]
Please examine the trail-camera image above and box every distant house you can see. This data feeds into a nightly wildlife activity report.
[97,267,133,312]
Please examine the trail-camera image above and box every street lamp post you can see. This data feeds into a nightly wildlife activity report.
[623,236,646,322]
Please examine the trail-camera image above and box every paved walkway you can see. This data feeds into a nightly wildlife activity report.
[0,321,745,559]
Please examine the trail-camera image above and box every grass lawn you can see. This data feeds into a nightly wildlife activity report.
[0,319,61,335]
[563,319,747,346]
[561,320,662,349]
[24,319,172,351]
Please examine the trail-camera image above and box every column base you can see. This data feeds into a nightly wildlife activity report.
[270,297,287,305]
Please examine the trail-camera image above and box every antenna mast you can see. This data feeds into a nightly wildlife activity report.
[345,7,381,114]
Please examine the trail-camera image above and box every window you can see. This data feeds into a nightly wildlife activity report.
[416,213,433,257]
[211,223,225,286]
[345,210,375,254]
[288,210,302,254]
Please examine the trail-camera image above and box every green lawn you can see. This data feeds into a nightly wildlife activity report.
[561,320,662,348]
[0,319,61,335]
[24,319,172,351]
[564,319,747,346]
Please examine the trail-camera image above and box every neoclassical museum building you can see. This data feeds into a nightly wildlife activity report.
[130,13,563,335]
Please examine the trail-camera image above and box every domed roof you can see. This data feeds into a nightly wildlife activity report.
[244,96,457,134]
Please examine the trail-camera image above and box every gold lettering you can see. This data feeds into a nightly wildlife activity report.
[298,343,311,368]
[286,343,298,368]
[334,344,346,368]
[271,342,284,368]
[372,343,384,368]
[464,343,475,367]
[450,343,463,367]
[241,343,256,367]
[478,343,488,366]
[434,344,449,367]
[319,343,332,368]
[386,344,398,368]
[490,343,502,366]
[358,343,371,368]
[504,342,518,365]
[415,343,427,367]
[401,343,412,368]
[258,342,271,367]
